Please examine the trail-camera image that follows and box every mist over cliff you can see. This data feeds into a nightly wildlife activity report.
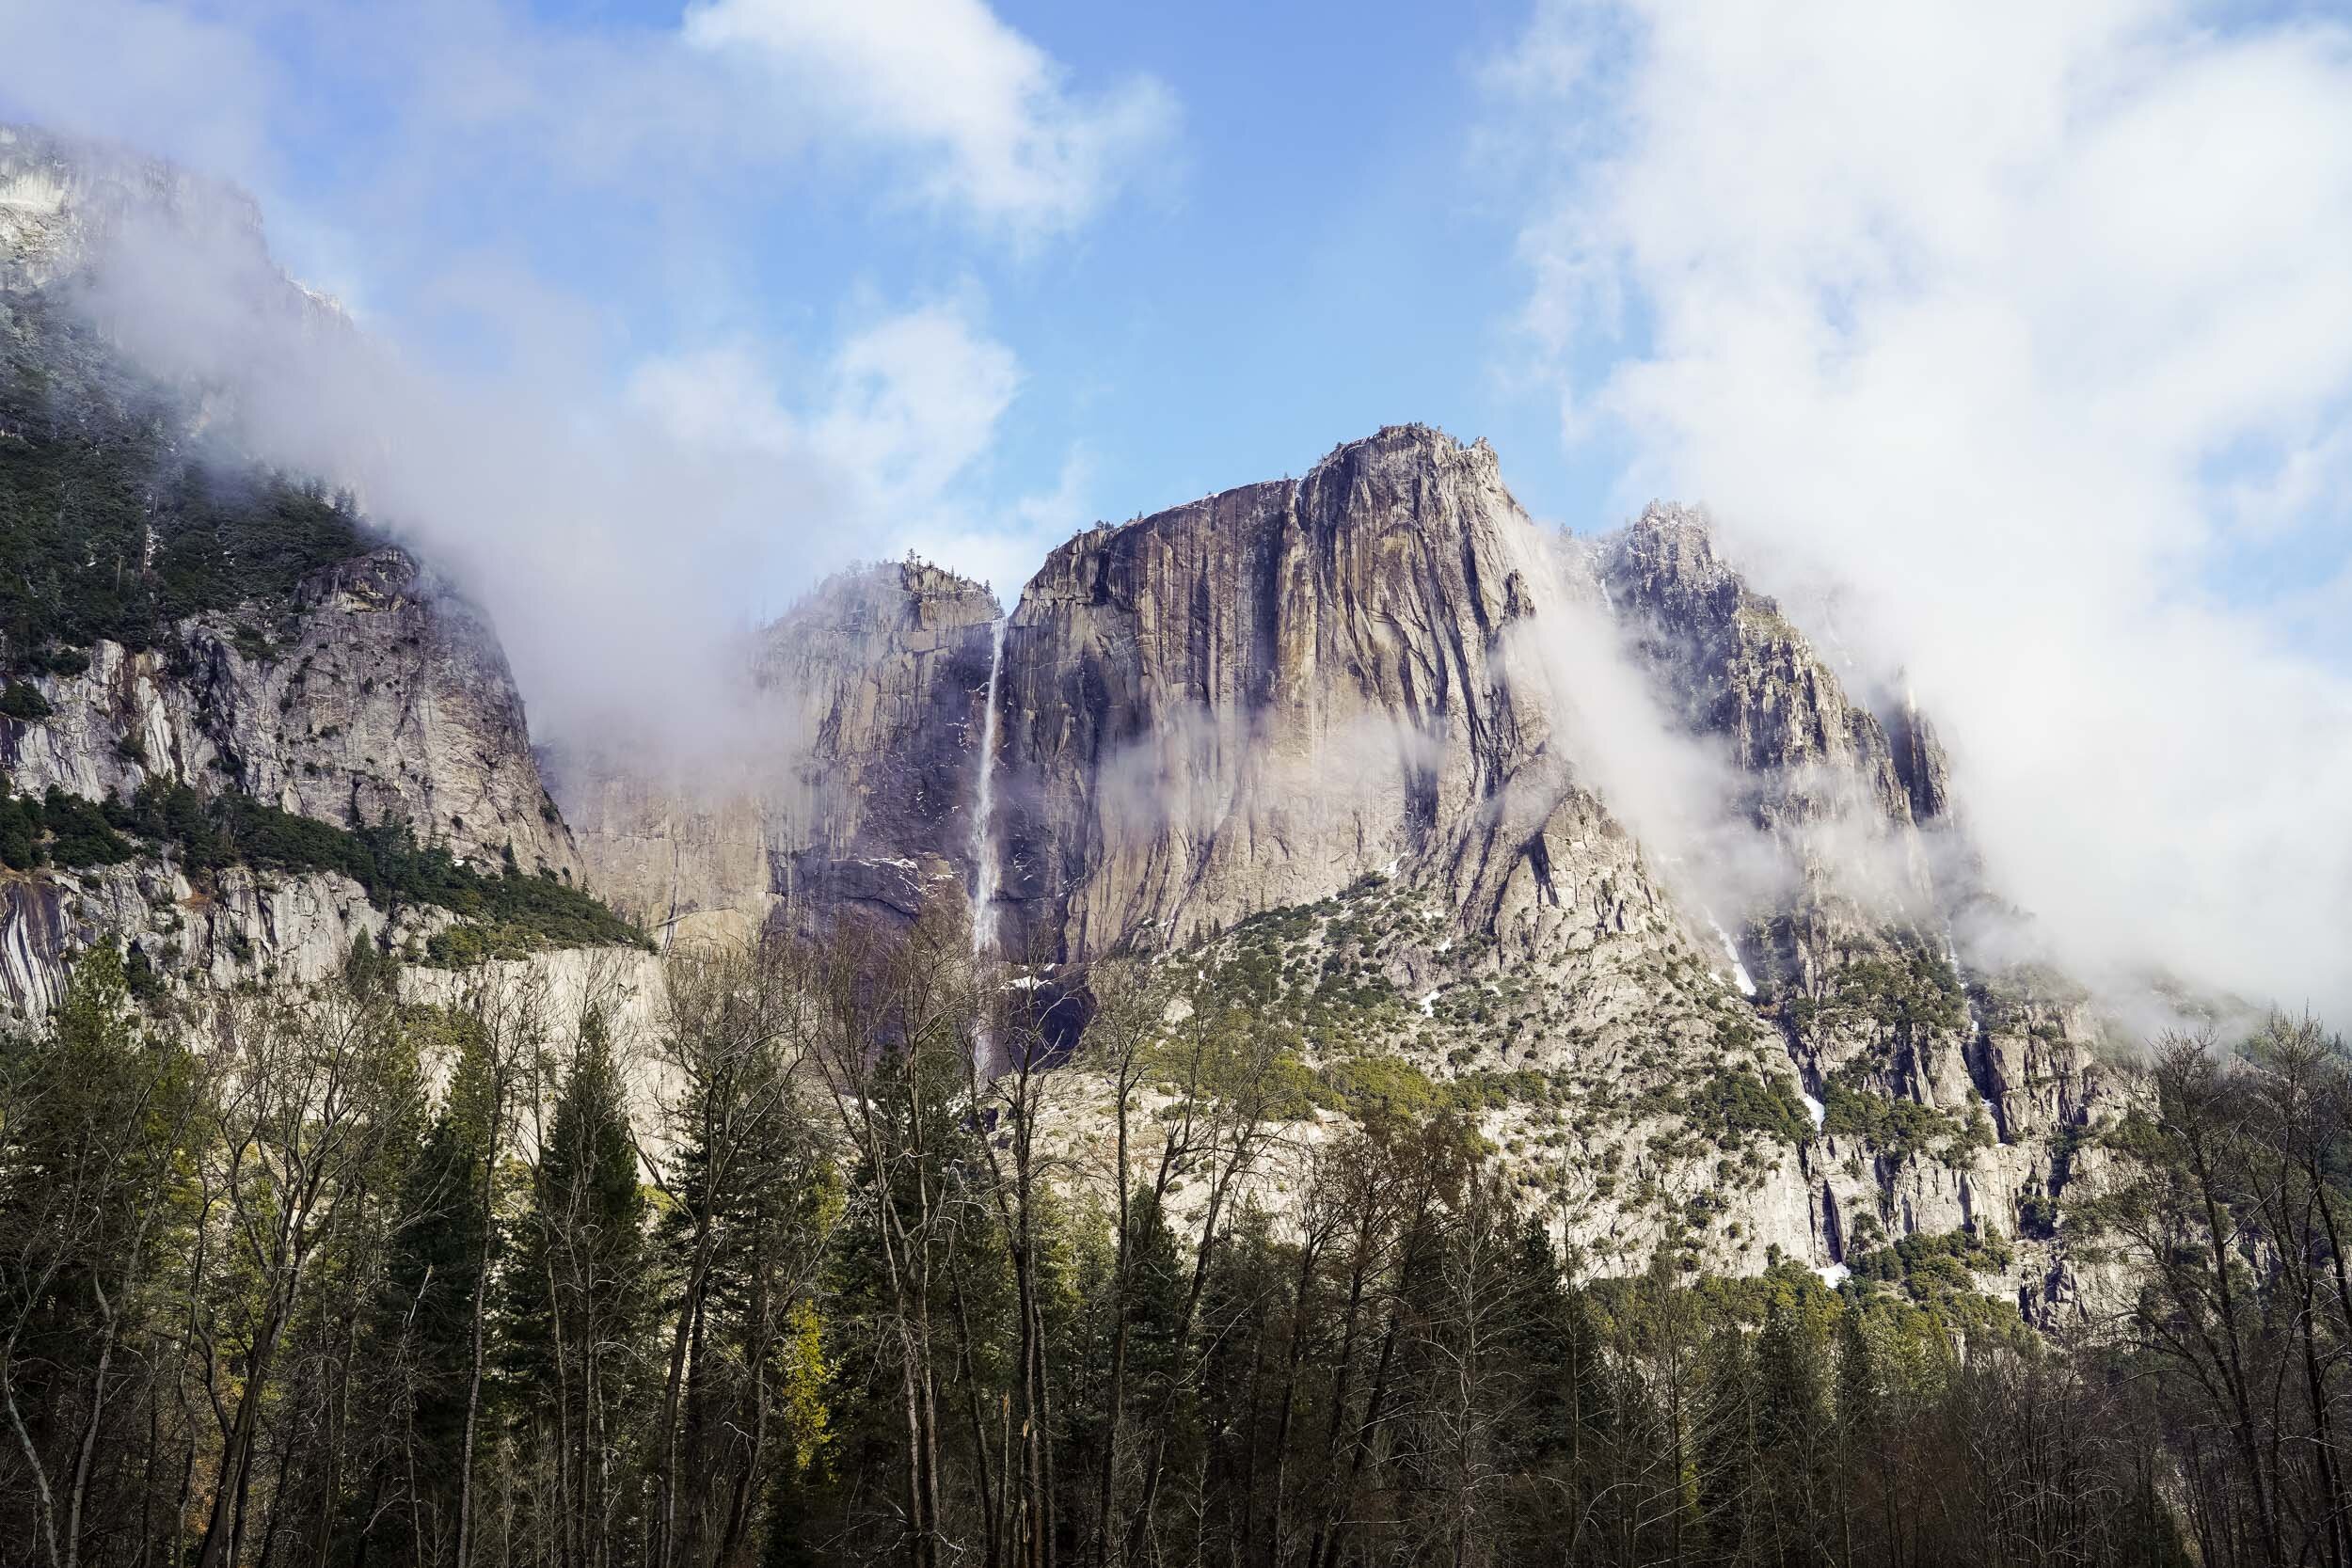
[0,123,940,765]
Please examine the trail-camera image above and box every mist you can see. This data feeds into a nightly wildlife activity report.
[56,184,825,758]
[1,0,1173,768]
[1492,0,2352,1018]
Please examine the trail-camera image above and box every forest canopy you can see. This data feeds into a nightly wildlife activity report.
[0,907,2340,1568]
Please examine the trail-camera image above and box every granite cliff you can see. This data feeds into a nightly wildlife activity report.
[552,425,2114,1312]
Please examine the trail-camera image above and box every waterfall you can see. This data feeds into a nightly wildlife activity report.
[1944,922,1983,1038]
[969,616,1009,958]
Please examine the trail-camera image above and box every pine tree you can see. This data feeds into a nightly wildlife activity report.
[0,945,199,1568]
[1754,1295,1830,1568]
[1692,1316,1761,1568]
[1831,1305,1880,1568]
[365,1033,496,1567]
[510,1007,648,1568]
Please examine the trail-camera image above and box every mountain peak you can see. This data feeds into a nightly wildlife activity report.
[1309,420,1489,470]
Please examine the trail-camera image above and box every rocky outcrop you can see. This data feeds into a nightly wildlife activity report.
[1596,503,2116,1313]
[1606,504,1921,822]
[1602,502,1944,933]
[758,560,1002,914]
[0,546,589,1019]
[541,756,775,950]
[1,859,437,1019]
[2,547,580,879]
[0,128,612,1022]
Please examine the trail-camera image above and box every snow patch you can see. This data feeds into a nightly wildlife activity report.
[1419,988,1441,1018]
[1813,1262,1851,1289]
[1705,912,1756,996]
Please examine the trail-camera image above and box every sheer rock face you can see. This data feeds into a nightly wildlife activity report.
[993,425,1577,963]
[563,430,2120,1301]
[756,560,1001,915]
[570,427,1616,963]
[1,548,580,879]
[538,758,775,951]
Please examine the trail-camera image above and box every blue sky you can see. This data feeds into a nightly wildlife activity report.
[218,0,1631,572]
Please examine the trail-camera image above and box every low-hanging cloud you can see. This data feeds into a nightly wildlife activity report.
[47,177,1045,759]
[1490,0,2352,1018]
[0,0,1167,765]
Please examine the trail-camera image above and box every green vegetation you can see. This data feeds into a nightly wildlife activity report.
[0,299,371,670]
[0,776,645,958]
[0,679,55,720]
[1848,1224,2015,1302]
[1668,1063,1817,1148]
[1309,1053,1504,1117]
[0,785,140,869]
[1782,933,1967,1043]
[1820,1065,1992,1164]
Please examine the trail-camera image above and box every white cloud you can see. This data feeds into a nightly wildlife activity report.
[2,0,1173,250]
[684,0,1176,236]
[630,302,1078,605]
[628,345,804,455]
[1493,0,2352,1016]
[628,299,1023,528]
[814,303,1024,501]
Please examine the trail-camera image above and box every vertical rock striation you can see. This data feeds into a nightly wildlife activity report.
[994,425,1573,963]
